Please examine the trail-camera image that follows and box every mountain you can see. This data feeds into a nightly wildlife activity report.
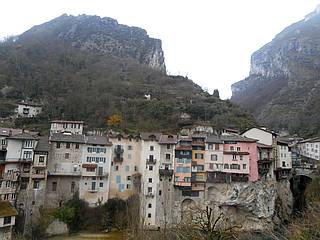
[231,6,320,136]
[0,14,255,132]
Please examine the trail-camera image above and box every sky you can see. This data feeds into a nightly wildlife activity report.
[0,0,319,99]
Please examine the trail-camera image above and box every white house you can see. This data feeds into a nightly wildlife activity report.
[16,101,42,118]
[50,120,84,135]
[299,137,320,160]
[0,201,17,240]
[140,133,161,229]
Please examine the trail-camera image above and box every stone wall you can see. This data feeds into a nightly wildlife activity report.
[0,226,13,240]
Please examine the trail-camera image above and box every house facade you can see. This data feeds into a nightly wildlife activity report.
[0,201,17,240]
[299,137,320,160]
[16,101,42,118]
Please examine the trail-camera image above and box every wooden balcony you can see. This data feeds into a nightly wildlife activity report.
[146,158,156,165]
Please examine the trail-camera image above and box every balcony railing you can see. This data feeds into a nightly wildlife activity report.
[159,169,173,176]
[88,188,98,193]
[145,192,155,198]
[113,157,124,162]
[48,170,81,176]
[114,147,124,154]
[32,173,46,179]
[96,172,109,178]
[146,158,156,165]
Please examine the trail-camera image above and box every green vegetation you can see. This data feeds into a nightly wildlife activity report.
[0,18,255,132]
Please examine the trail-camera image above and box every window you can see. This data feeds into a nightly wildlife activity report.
[134,166,138,171]
[149,166,153,171]
[52,182,57,191]
[148,178,152,183]
[237,147,241,151]
[149,155,154,160]
[66,143,70,149]
[76,144,79,149]
[65,153,70,159]
[23,151,32,160]
[116,175,121,184]
[243,164,247,170]
[148,187,152,193]
[209,163,214,169]
[115,165,119,171]
[148,203,152,208]
[215,144,219,150]
[282,161,286,167]
[127,176,131,181]
[33,180,39,189]
[208,144,213,150]
[148,213,151,218]
[71,182,75,193]
[99,182,103,188]
[128,145,132,150]
[211,154,217,161]
[39,156,45,163]
[165,154,171,160]
[3,216,11,225]
[240,155,243,161]
[159,190,162,196]
[230,164,240,170]
[150,146,154,151]
[125,166,130,172]
[24,140,33,148]
[232,155,237,160]
[195,153,204,159]
[184,177,191,182]
[230,146,234,151]
[167,144,171,149]
[91,182,96,190]
[224,164,229,169]
[128,154,132,160]
[127,184,131,189]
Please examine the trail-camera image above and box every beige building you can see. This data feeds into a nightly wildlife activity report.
[79,135,112,206]
[46,133,84,207]
[108,134,141,199]
[50,120,84,135]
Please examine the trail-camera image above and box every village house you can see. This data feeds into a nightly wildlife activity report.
[15,101,42,118]
[140,133,161,228]
[0,201,17,240]
[298,137,320,161]
[50,120,84,135]
[79,135,112,206]
[46,132,84,207]
[108,133,141,199]
[156,134,177,228]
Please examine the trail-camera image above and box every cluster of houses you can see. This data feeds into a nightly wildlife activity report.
[0,120,318,238]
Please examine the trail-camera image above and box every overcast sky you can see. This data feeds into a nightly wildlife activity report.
[1,0,319,99]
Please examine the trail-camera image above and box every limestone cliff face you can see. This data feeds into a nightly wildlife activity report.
[19,14,166,71]
[231,7,320,135]
[171,179,292,231]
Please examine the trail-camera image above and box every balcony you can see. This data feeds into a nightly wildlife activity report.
[146,158,156,165]
[145,192,155,198]
[88,188,98,193]
[114,146,124,154]
[113,156,123,163]
[32,173,46,179]
[258,158,275,163]
[159,169,173,177]
[97,172,109,178]
[1,145,7,151]
[48,170,81,176]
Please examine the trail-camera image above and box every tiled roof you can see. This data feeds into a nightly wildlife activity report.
[0,128,38,137]
[205,135,223,144]
[0,201,17,217]
[18,101,42,107]
[50,133,85,143]
[86,135,112,146]
[35,136,50,152]
[257,143,273,149]
[140,132,161,141]
[300,137,320,143]
[159,134,178,144]
[220,135,257,142]
[8,132,38,140]
[51,120,84,124]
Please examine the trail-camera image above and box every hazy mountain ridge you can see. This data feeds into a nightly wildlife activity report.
[0,14,255,132]
[231,7,320,136]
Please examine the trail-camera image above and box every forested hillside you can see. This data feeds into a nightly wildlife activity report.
[0,14,255,132]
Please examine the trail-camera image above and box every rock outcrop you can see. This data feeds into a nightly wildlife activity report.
[231,6,320,135]
[19,14,166,72]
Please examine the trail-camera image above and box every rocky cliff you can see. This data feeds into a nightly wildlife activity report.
[231,6,320,136]
[19,14,166,71]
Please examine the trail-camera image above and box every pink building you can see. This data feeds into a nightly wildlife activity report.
[220,135,258,182]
